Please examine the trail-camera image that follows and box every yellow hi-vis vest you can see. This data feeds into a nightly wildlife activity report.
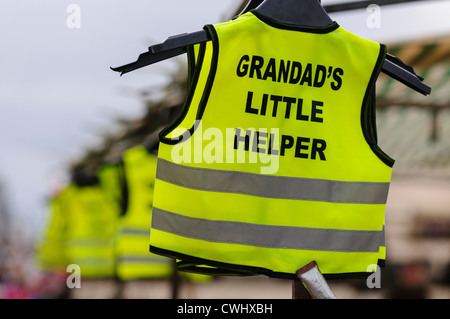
[115,146,173,280]
[150,11,394,279]
[63,181,118,278]
[97,162,125,211]
[36,191,70,273]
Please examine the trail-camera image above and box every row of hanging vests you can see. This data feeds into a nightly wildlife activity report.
[37,145,210,283]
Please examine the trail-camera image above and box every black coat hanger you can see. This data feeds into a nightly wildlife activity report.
[72,169,100,187]
[256,0,332,27]
[238,0,264,16]
[111,0,431,96]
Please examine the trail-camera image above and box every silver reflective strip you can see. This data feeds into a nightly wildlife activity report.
[120,227,150,236]
[156,159,390,204]
[65,238,113,247]
[70,257,114,266]
[152,208,384,253]
[118,256,170,264]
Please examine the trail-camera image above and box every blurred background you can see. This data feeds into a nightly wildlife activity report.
[0,0,449,299]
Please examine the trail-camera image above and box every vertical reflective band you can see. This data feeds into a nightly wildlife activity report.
[156,159,390,204]
[152,208,385,252]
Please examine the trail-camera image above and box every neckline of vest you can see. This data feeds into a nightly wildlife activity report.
[249,9,340,34]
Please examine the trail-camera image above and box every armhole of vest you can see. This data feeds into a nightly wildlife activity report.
[361,44,395,168]
[158,41,207,145]
[118,158,129,217]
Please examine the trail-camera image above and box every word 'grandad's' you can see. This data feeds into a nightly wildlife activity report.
[236,54,344,90]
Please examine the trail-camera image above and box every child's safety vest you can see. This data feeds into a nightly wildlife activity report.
[150,11,393,279]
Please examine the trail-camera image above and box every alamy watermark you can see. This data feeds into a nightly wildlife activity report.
[367,4,381,29]
[66,264,81,288]
[66,4,81,29]
[169,120,282,175]
[168,119,332,175]
[366,264,382,289]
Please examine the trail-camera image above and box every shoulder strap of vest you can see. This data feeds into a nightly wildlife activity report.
[361,44,395,168]
[158,41,208,145]
[117,157,129,216]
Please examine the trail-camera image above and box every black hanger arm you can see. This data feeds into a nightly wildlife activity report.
[383,54,429,95]
[111,29,431,96]
[110,30,209,76]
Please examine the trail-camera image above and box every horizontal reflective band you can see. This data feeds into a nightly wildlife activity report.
[156,159,390,204]
[65,238,113,247]
[152,208,384,252]
[120,227,150,236]
[69,257,115,265]
[118,256,171,264]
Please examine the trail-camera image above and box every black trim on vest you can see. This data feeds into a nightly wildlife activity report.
[158,42,207,145]
[361,44,395,168]
[197,25,219,120]
[159,25,220,145]
[186,45,195,88]
[150,245,385,281]
[118,158,129,217]
[150,245,296,280]
[251,10,339,33]
[177,260,256,277]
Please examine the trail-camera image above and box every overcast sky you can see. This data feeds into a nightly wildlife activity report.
[1,0,450,240]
